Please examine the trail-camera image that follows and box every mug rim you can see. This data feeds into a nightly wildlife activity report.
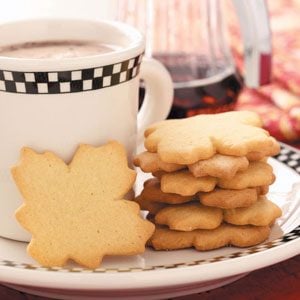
[0,18,145,94]
[0,18,145,71]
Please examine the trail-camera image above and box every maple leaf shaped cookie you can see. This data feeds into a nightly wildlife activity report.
[144,111,280,164]
[149,224,271,250]
[12,141,154,269]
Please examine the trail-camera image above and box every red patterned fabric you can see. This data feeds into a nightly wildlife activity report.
[227,0,300,148]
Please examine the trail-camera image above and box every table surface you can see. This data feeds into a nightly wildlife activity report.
[1,255,299,300]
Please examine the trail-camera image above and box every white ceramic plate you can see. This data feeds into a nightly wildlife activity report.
[0,143,299,300]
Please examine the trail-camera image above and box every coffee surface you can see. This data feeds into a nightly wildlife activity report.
[0,40,120,59]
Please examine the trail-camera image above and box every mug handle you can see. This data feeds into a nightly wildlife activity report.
[137,58,173,144]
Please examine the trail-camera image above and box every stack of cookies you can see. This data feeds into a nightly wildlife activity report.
[134,111,282,251]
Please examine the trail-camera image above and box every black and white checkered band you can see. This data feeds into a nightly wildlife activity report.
[0,53,143,94]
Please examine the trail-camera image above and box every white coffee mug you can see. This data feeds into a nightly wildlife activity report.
[0,19,173,242]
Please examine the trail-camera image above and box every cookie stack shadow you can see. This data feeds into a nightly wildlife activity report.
[134,112,282,251]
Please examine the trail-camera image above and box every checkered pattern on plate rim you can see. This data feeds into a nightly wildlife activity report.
[275,145,300,173]
[0,53,143,94]
[1,225,298,273]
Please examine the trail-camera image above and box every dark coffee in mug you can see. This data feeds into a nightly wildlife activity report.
[0,40,121,59]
